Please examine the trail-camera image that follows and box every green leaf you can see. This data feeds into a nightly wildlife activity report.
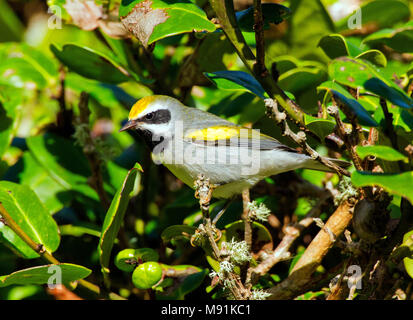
[236,3,291,32]
[336,0,410,31]
[270,56,299,74]
[119,0,216,48]
[364,78,413,110]
[328,57,411,109]
[225,220,272,246]
[303,114,336,140]
[161,225,196,243]
[0,43,58,88]
[318,81,378,127]
[351,171,413,204]
[0,263,91,287]
[0,58,48,89]
[363,22,413,53]
[328,57,375,90]
[204,71,266,99]
[98,163,141,278]
[356,50,387,68]
[0,0,24,42]
[156,265,208,300]
[50,44,132,84]
[356,145,408,162]
[59,224,102,238]
[0,87,20,159]
[403,230,413,279]
[286,0,335,61]
[318,34,349,59]
[0,181,60,259]
[26,133,99,203]
[278,67,326,93]
[17,153,71,214]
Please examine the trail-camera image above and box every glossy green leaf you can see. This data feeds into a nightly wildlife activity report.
[50,44,131,84]
[0,0,23,41]
[318,81,378,127]
[278,67,326,93]
[328,57,409,108]
[0,181,60,259]
[16,152,70,214]
[336,0,410,31]
[0,87,20,159]
[363,21,413,53]
[0,43,58,87]
[0,58,47,89]
[286,0,335,61]
[26,133,99,202]
[225,220,272,246]
[236,3,291,32]
[161,225,196,243]
[328,57,376,90]
[304,114,336,140]
[156,265,207,300]
[403,230,413,279]
[318,34,349,59]
[119,0,216,48]
[351,171,413,204]
[59,224,101,238]
[270,56,299,74]
[356,50,387,68]
[356,145,408,162]
[98,163,141,277]
[204,71,266,99]
[364,78,413,110]
[0,263,91,287]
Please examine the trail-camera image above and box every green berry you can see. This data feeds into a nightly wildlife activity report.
[132,262,163,289]
[115,249,138,272]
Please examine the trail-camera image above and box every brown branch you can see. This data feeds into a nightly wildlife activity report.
[242,189,253,251]
[249,191,332,280]
[194,175,250,300]
[76,92,110,210]
[252,0,267,77]
[266,198,356,299]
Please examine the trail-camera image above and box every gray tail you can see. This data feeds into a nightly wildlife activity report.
[304,157,351,173]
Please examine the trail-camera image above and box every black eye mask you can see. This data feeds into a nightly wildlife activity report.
[138,109,171,124]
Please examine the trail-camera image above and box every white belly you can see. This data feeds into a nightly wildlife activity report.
[153,141,309,198]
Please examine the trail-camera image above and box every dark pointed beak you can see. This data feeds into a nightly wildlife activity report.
[119,120,137,132]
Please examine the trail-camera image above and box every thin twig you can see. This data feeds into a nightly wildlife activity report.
[194,175,250,300]
[76,92,110,210]
[252,0,267,78]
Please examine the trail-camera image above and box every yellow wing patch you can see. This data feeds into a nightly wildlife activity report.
[185,126,242,141]
[128,96,158,120]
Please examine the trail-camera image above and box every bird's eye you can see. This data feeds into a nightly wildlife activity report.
[145,112,154,120]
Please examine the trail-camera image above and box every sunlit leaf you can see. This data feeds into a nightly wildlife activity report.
[0,263,91,287]
[119,0,216,48]
[204,71,266,98]
[356,145,408,162]
[352,171,413,204]
[0,181,60,259]
[98,163,141,279]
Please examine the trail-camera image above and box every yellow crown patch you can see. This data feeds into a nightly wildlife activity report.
[128,96,158,120]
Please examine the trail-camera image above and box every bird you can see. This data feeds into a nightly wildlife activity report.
[120,95,350,199]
